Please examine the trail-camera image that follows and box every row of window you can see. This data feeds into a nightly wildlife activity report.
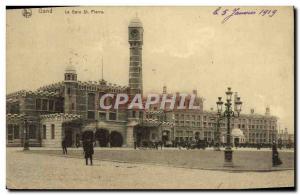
[7,124,37,140]
[87,111,117,120]
[174,120,276,130]
[175,121,201,127]
[7,124,20,140]
[7,124,56,141]
[36,98,63,112]
[176,130,194,137]
[175,114,201,121]
[175,114,276,125]
[65,74,77,81]
[78,85,125,93]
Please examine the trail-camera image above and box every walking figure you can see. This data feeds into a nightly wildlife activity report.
[272,141,282,167]
[83,138,94,166]
[62,138,68,155]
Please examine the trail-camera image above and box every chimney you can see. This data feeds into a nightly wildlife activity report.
[163,86,167,94]
[250,108,254,114]
[265,106,270,115]
[192,89,197,96]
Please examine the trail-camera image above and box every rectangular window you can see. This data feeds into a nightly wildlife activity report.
[7,124,13,140]
[99,112,106,121]
[87,111,95,119]
[49,100,54,111]
[10,104,20,114]
[51,124,55,139]
[42,99,48,111]
[43,125,46,139]
[180,121,184,126]
[13,125,19,139]
[36,99,41,110]
[192,115,195,120]
[88,93,95,110]
[109,112,117,120]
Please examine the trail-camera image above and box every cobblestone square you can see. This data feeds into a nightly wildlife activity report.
[6,148,294,189]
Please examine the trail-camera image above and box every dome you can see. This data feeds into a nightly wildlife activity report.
[231,128,244,137]
[65,65,76,74]
[129,17,143,28]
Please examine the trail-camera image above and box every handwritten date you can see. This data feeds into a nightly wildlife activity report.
[213,7,277,24]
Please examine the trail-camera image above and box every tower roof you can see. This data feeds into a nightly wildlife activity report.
[65,65,76,74]
[129,16,143,28]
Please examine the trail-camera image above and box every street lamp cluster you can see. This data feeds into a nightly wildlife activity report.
[216,87,242,167]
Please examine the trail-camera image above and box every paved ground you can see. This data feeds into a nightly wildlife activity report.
[6,148,294,189]
[26,147,294,171]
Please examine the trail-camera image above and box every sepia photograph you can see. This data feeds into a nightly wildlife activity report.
[6,6,294,190]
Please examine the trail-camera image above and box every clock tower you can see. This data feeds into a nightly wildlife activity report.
[126,16,144,147]
[128,16,144,97]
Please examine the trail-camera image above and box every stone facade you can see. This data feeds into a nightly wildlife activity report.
[6,16,278,148]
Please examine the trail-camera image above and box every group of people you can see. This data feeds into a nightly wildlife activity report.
[61,137,94,166]
[61,137,283,167]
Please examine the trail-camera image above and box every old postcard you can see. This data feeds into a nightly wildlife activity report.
[6,6,294,189]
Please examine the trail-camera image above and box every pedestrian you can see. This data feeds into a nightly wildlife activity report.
[62,138,67,155]
[134,141,137,150]
[83,138,94,166]
[75,134,80,148]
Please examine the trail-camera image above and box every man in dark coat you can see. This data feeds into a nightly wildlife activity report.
[62,138,67,155]
[83,139,94,166]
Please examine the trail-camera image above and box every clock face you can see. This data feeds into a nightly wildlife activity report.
[130,29,139,39]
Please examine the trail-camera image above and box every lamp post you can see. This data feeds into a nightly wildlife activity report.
[216,87,242,167]
[211,113,222,151]
[23,119,29,151]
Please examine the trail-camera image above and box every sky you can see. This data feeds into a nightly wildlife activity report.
[6,6,294,133]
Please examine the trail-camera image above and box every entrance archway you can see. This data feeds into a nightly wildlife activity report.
[64,129,73,147]
[95,129,109,147]
[134,126,150,147]
[110,131,123,147]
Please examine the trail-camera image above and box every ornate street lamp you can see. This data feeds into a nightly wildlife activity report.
[216,87,243,167]
[211,112,222,151]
